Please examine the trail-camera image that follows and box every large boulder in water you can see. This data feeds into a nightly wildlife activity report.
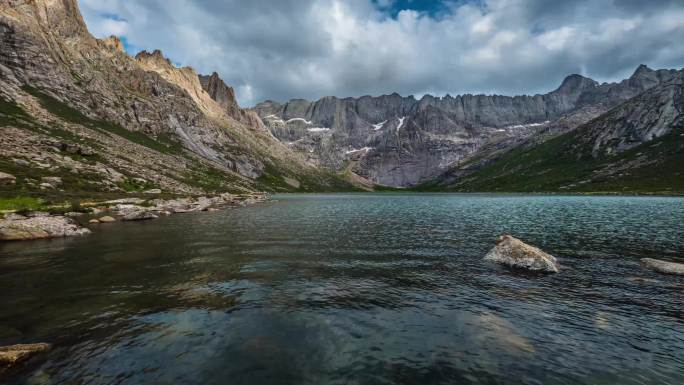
[484,235,559,273]
[641,258,684,276]
[0,216,90,241]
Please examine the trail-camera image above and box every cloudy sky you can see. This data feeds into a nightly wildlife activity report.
[79,0,684,106]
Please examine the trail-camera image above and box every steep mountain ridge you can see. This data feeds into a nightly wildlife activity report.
[134,49,226,120]
[423,69,684,193]
[0,0,354,197]
[255,65,679,187]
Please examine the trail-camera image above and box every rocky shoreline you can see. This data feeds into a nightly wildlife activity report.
[0,193,268,241]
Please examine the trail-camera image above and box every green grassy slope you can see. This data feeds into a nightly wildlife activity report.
[1,89,358,201]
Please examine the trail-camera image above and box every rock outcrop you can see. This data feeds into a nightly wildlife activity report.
[0,343,51,375]
[0,215,91,241]
[0,171,16,185]
[641,258,684,276]
[199,72,243,121]
[122,211,159,221]
[484,235,559,273]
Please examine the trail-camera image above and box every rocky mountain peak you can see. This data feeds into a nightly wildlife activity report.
[631,64,654,79]
[556,74,598,94]
[100,35,125,53]
[19,0,89,38]
[626,64,671,90]
[198,72,243,121]
[135,49,173,68]
[134,50,228,119]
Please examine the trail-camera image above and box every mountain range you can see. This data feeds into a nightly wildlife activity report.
[0,0,682,197]
[255,65,682,189]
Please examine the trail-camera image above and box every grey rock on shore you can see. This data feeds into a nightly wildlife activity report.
[641,258,684,276]
[484,235,559,273]
[0,216,90,241]
[122,211,159,221]
[0,172,16,185]
[0,194,267,241]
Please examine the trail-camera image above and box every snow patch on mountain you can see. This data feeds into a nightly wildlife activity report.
[505,121,550,130]
[373,120,388,131]
[287,118,313,125]
[396,117,406,132]
[263,114,285,124]
[345,147,374,155]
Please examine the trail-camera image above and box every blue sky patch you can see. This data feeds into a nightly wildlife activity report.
[374,0,483,18]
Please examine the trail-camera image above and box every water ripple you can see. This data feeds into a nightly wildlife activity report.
[0,194,683,385]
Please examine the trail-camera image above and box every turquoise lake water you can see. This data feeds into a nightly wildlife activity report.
[1,194,683,384]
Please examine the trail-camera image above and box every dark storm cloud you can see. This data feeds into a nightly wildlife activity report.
[79,0,684,106]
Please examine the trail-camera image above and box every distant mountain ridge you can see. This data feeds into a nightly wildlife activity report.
[423,68,684,194]
[255,65,680,187]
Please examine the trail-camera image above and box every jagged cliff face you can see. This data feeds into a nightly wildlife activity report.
[579,70,684,157]
[197,71,266,130]
[198,72,241,119]
[425,69,684,193]
[255,66,678,187]
[133,49,227,120]
[0,0,353,195]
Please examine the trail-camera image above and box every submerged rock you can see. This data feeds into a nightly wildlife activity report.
[641,258,684,276]
[628,276,661,285]
[0,216,91,241]
[0,343,51,373]
[474,313,535,354]
[484,235,559,273]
